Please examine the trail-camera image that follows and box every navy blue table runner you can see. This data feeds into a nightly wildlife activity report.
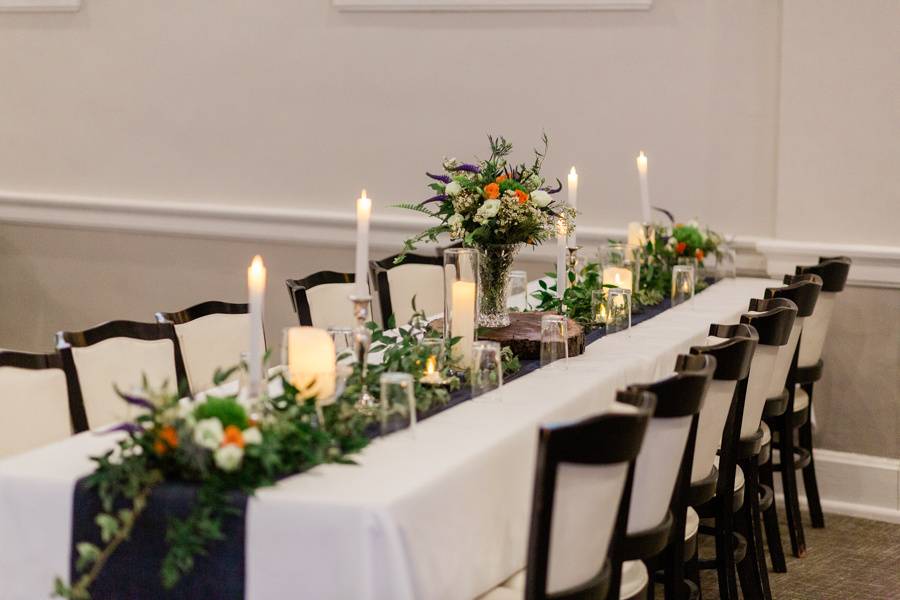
[69,293,683,597]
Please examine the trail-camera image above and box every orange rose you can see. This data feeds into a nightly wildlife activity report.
[495,174,508,184]
[675,242,687,255]
[515,190,529,204]
[222,425,245,449]
[484,183,500,199]
[154,425,179,455]
[695,249,705,261]
[153,440,167,455]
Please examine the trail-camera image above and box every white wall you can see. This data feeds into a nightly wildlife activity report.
[0,0,781,237]
[776,0,900,245]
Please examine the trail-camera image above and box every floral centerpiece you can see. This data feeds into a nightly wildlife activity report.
[656,219,722,267]
[397,134,574,327]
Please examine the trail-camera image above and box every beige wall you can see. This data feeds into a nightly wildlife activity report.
[0,0,781,237]
[776,0,900,245]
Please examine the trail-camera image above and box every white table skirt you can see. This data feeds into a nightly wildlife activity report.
[0,277,778,600]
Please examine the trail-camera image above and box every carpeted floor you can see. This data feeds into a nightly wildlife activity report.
[669,511,900,599]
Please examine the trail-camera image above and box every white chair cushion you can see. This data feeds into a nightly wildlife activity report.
[304,282,358,330]
[71,337,178,429]
[760,421,771,446]
[798,292,835,368]
[490,560,648,600]
[713,456,745,491]
[0,366,71,458]
[174,312,252,392]
[385,263,443,325]
[793,386,810,412]
[685,506,700,541]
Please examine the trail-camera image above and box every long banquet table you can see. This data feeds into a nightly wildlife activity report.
[0,277,779,600]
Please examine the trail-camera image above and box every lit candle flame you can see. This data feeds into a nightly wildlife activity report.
[425,355,437,375]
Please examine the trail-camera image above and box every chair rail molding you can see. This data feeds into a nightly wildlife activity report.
[0,0,80,10]
[1,190,897,285]
[333,0,651,11]
[756,238,900,288]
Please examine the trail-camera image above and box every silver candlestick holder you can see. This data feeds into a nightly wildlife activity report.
[566,246,582,284]
[349,294,378,412]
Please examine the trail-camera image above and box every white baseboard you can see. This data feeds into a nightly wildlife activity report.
[773,448,900,524]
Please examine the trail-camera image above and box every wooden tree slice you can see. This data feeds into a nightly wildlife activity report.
[430,311,584,360]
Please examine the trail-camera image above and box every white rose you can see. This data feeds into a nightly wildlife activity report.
[476,199,501,219]
[530,190,552,208]
[193,418,224,450]
[214,444,244,472]
[242,427,262,446]
[445,181,462,197]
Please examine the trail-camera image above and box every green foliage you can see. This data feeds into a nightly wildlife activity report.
[194,397,249,429]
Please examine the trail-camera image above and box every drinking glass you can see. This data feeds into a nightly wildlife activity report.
[508,270,529,311]
[327,327,354,363]
[672,265,695,306]
[590,289,608,326]
[540,314,569,367]
[717,246,737,280]
[380,372,417,436]
[606,288,632,334]
[471,340,503,398]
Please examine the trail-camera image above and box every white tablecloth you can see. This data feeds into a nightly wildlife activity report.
[0,278,777,600]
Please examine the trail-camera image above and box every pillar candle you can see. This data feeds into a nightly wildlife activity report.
[355,190,372,297]
[287,327,337,403]
[556,218,567,302]
[247,255,267,396]
[567,166,578,247]
[602,266,633,292]
[450,281,476,367]
[636,151,651,222]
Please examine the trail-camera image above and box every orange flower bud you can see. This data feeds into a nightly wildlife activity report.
[222,425,245,449]
[675,242,687,255]
[695,249,705,261]
[484,183,500,200]
[515,190,529,204]
[495,174,508,184]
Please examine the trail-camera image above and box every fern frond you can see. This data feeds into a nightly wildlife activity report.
[392,203,438,217]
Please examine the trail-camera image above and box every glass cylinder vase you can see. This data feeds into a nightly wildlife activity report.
[443,248,478,369]
[475,243,520,328]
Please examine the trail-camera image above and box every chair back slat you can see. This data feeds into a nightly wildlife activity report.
[0,351,74,456]
[525,403,652,599]
[624,355,715,535]
[371,254,443,326]
[739,300,798,438]
[156,301,254,393]
[286,271,359,328]
[57,321,187,430]
[788,260,851,367]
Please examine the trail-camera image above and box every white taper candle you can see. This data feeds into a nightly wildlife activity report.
[355,190,372,296]
[636,151,651,222]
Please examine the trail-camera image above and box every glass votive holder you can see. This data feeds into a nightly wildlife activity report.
[540,314,569,367]
[508,270,529,311]
[590,289,608,326]
[717,246,737,280]
[599,243,636,292]
[327,327,354,361]
[470,340,503,398]
[418,337,446,385]
[677,256,700,283]
[606,288,632,334]
[672,265,696,306]
[380,372,417,436]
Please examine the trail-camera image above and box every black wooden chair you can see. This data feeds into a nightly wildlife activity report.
[731,298,799,599]
[371,253,444,326]
[788,257,851,529]
[759,275,822,559]
[0,350,82,454]
[56,321,188,430]
[736,297,799,578]
[623,353,716,600]
[285,271,361,328]
[156,300,253,393]
[477,391,654,600]
[686,323,758,600]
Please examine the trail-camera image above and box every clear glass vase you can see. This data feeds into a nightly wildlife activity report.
[475,243,520,328]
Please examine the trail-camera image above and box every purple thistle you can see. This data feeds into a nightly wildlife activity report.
[449,163,481,174]
[541,178,563,194]
[426,172,451,184]
[100,422,143,435]
[420,194,447,205]
[118,392,155,411]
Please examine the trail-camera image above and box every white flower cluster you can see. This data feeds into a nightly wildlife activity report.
[193,418,262,473]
